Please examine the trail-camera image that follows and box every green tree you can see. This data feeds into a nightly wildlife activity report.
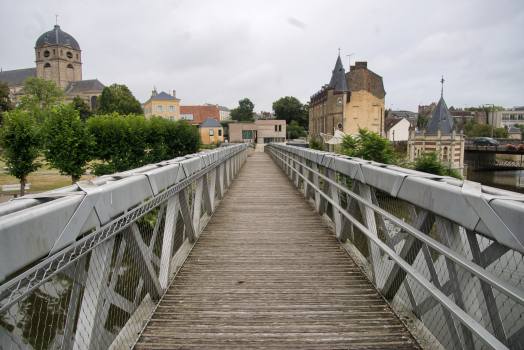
[286,120,306,139]
[417,114,428,129]
[72,95,94,121]
[413,151,462,180]
[0,81,12,116]
[164,119,202,158]
[0,110,42,196]
[464,119,509,138]
[272,96,308,128]
[96,84,143,116]
[146,116,169,163]
[513,123,524,141]
[340,127,396,164]
[18,77,64,123]
[309,134,324,151]
[43,104,94,184]
[230,98,255,122]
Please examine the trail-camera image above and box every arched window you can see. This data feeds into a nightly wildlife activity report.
[44,63,51,68]
[443,147,448,161]
[67,64,73,69]
[44,50,50,57]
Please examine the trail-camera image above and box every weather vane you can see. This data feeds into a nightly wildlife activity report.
[55,14,59,25]
[441,75,445,97]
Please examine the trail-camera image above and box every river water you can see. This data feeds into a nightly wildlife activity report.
[467,168,524,194]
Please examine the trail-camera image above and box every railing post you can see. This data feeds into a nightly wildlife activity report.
[159,194,180,290]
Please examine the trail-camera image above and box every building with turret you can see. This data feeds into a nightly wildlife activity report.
[0,24,104,110]
[309,56,386,149]
[408,93,465,175]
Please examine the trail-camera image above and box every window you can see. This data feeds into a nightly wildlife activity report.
[242,130,253,139]
[209,129,214,136]
[156,105,163,112]
[53,49,55,55]
[502,114,509,120]
[218,130,222,136]
[44,50,50,57]
[168,106,174,112]
[181,114,194,120]
[67,52,73,59]
[511,114,517,120]
[38,52,40,58]
[44,63,51,68]
[67,64,73,69]
[275,125,277,131]
[279,125,282,132]
[60,50,63,56]
[519,115,524,120]
[76,54,78,59]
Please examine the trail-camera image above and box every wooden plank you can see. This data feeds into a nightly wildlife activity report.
[135,152,419,349]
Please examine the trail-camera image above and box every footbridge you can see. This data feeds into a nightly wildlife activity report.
[1,143,524,349]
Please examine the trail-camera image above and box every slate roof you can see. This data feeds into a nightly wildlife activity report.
[388,110,417,121]
[64,79,105,95]
[425,96,455,135]
[509,127,522,134]
[219,106,230,112]
[200,117,222,128]
[0,68,37,85]
[328,56,349,93]
[151,91,180,101]
[35,25,80,50]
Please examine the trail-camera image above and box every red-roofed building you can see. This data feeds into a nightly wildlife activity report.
[180,105,221,125]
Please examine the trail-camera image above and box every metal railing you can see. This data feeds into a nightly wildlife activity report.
[266,144,524,350]
[0,143,250,350]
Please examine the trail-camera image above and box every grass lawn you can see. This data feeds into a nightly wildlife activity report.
[0,173,98,192]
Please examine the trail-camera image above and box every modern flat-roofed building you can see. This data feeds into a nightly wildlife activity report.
[492,107,524,129]
[228,120,286,150]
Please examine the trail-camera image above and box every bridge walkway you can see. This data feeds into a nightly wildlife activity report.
[135,152,419,349]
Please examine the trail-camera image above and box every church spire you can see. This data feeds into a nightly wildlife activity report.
[441,75,445,97]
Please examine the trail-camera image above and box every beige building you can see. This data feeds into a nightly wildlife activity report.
[0,24,104,110]
[199,118,224,144]
[491,107,524,128]
[143,90,181,120]
[228,120,286,149]
[408,95,465,175]
[309,56,386,148]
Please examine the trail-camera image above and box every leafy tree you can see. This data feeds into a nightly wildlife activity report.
[493,127,510,138]
[230,98,254,122]
[417,114,428,129]
[309,134,324,151]
[43,104,94,184]
[0,110,42,196]
[96,84,143,116]
[413,151,462,180]
[0,81,12,115]
[449,106,455,111]
[18,77,64,123]
[463,118,509,138]
[164,119,202,159]
[72,95,94,121]
[340,127,396,164]
[287,120,306,139]
[272,96,308,127]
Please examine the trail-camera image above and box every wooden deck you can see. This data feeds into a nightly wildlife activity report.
[135,152,419,349]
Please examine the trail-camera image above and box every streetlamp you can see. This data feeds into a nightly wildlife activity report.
[484,104,495,138]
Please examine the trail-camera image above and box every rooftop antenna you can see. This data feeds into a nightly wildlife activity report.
[346,53,356,68]
[440,75,445,97]
[55,14,59,25]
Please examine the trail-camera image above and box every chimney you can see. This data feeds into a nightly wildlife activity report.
[355,61,367,69]
[173,90,176,98]
[350,65,355,71]
[216,104,219,108]
[152,90,157,97]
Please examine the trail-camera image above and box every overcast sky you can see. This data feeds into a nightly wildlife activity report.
[1,0,523,113]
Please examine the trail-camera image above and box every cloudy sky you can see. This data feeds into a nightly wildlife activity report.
[1,0,523,113]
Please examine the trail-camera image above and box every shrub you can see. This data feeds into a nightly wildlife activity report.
[506,144,517,151]
[309,134,324,151]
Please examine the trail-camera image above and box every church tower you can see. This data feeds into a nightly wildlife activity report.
[34,25,82,89]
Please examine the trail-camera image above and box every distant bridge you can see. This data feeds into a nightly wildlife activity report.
[464,145,524,168]
[1,143,524,349]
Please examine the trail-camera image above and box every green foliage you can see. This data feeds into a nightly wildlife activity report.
[287,120,306,139]
[230,98,255,122]
[0,81,12,115]
[309,134,324,151]
[164,119,202,159]
[463,118,509,138]
[413,151,462,180]
[43,104,94,183]
[272,96,308,128]
[96,84,143,116]
[18,77,64,123]
[417,114,428,129]
[0,109,42,195]
[469,105,505,113]
[72,95,94,121]
[339,127,396,164]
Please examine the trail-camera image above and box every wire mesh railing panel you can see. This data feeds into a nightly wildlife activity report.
[0,144,248,350]
[266,144,524,350]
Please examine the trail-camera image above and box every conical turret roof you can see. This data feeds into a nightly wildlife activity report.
[425,96,455,134]
[328,55,349,93]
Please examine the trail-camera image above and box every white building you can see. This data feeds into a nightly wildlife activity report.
[385,117,411,142]
[492,107,524,128]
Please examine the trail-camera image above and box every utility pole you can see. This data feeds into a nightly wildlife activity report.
[484,104,495,138]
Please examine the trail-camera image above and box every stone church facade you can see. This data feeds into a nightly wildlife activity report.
[309,56,386,148]
[0,25,104,110]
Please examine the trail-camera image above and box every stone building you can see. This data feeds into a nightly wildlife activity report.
[0,24,105,110]
[204,103,231,121]
[408,94,465,175]
[199,118,224,144]
[143,90,181,120]
[309,56,386,149]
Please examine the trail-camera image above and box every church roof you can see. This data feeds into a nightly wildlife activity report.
[35,25,80,50]
[64,79,105,95]
[425,96,456,135]
[0,68,37,85]
[151,91,180,101]
[328,56,349,93]
[200,117,222,128]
